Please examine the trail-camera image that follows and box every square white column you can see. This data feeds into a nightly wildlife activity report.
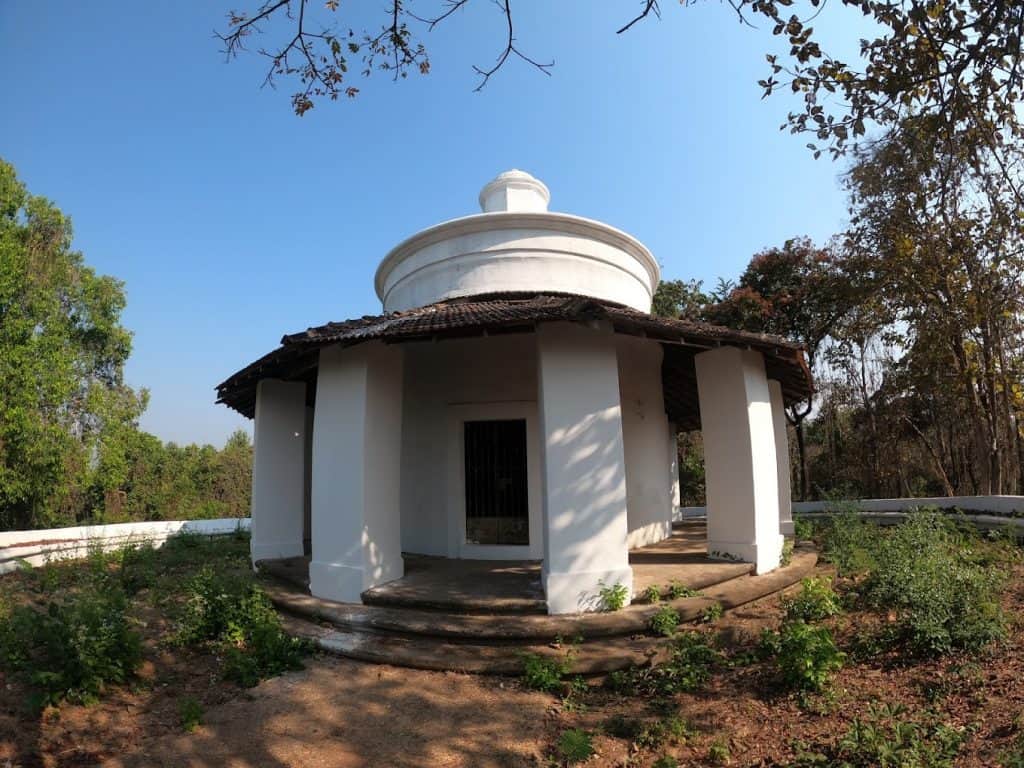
[668,421,681,520]
[250,379,307,563]
[769,380,795,536]
[309,342,404,603]
[537,322,633,614]
[694,347,783,574]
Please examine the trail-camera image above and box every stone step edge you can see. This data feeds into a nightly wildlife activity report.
[359,591,548,616]
[267,547,817,644]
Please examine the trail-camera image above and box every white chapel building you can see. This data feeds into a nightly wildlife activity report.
[217,170,811,614]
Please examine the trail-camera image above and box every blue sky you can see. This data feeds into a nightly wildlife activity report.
[1,1,872,447]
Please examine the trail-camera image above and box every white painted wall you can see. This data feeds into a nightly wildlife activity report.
[694,347,783,574]
[374,172,659,314]
[537,322,633,614]
[0,518,250,575]
[250,379,307,562]
[309,343,405,603]
[399,334,542,559]
[768,380,794,536]
[616,336,674,549]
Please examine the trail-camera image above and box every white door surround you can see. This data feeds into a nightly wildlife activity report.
[446,401,544,560]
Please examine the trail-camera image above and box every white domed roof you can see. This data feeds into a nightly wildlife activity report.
[375,170,659,313]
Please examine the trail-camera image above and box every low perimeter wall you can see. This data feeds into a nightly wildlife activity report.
[677,496,1024,535]
[0,518,251,575]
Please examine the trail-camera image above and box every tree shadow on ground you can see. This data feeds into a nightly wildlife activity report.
[106,655,552,768]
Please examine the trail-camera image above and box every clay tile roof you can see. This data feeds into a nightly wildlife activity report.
[215,292,812,430]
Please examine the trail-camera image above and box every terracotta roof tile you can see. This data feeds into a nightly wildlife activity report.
[215,293,812,429]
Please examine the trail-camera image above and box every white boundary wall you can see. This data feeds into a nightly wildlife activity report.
[678,495,1024,518]
[0,518,251,575]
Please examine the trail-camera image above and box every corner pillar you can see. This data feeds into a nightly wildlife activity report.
[694,346,782,574]
[768,380,794,536]
[250,379,307,563]
[309,342,404,603]
[537,322,632,614]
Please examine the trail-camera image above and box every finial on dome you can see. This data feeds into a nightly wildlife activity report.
[478,169,551,213]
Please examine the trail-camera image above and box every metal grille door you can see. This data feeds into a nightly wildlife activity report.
[464,419,529,546]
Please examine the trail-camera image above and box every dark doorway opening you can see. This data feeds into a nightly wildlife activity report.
[464,419,529,546]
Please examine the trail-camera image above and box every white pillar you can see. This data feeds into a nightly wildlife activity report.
[694,346,783,574]
[309,342,404,603]
[769,380,794,536]
[668,422,681,522]
[537,322,632,614]
[250,379,307,563]
[616,337,674,549]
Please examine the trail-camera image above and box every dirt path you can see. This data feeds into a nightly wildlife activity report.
[107,658,553,768]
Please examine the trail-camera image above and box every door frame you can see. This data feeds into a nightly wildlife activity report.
[446,401,543,560]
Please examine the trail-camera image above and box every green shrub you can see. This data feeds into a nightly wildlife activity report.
[641,585,662,604]
[763,620,845,693]
[120,541,159,595]
[178,696,204,731]
[649,605,681,636]
[862,512,1005,656]
[521,651,573,693]
[652,757,679,768]
[0,583,142,708]
[819,511,879,576]
[623,631,719,696]
[793,516,814,541]
[701,603,724,623]
[598,580,629,611]
[707,738,731,765]
[556,728,594,764]
[666,581,699,599]
[781,538,795,566]
[175,566,308,687]
[792,703,968,767]
[783,577,842,623]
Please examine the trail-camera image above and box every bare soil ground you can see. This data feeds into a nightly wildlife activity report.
[1,540,1023,767]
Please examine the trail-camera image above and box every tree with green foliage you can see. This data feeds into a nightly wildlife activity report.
[0,160,145,529]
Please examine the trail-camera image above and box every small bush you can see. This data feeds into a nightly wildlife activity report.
[666,581,699,600]
[556,728,594,764]
[652,757,679,768]
[598,581,629,611]
[0,583,142,708]
[641,585,662,604]
[783,577,842,623]
[649,605,680,636]
[701,603,724,623]
[707,737,731,765]
[862,511,1005,656]
[521,651,572,693]
[175,567,308,687]
[178,696,204,731]
[623,631,719,696]
[819,511,879,576]
[763,620,844,693]
[792,703,968,767]
[793,516,814,541]
[781,539,794,566]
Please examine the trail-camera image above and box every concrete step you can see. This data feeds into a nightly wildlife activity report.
[266,547,818,647]
[282,614,662,675]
